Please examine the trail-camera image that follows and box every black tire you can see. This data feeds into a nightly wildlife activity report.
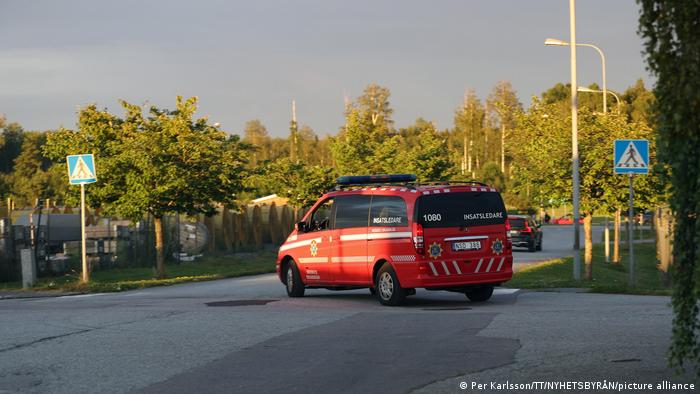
[465,285,494,302]
[536,237,543,251]
[375,263,407,306]
[528,239,536,253]
[369,287,377,296]
[285,261,305,297]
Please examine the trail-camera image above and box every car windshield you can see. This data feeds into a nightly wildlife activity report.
[416,192,507,228]
[509,218,526,229]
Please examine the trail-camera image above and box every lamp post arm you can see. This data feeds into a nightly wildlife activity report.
[578,43,607,114]
[607,91,621,114]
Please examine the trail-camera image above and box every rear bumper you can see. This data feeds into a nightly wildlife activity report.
[510,234,533,246]
[394,255,513,288]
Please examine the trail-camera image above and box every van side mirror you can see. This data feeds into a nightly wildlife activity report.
[295,221,307,233]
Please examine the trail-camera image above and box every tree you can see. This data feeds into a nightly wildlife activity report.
[242,119,271,166]
[622,79,656,124]
[403,119,454,181]
[44,97,249,279]
[510,98,661,279]
[0,122,25,174]
[266,158,336,215]
[454,90,486,177]
[352,83,394,129]
[8,132,51,206]
[479,162,506,192]
[639,0,700,376]
[487,81,521,175]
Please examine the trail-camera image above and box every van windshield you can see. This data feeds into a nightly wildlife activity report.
[416,192,507,228]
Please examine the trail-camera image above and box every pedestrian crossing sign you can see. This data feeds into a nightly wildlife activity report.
[614,140,649,174]
[66,154,97,184]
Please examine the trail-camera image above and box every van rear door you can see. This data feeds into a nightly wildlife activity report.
[415,191,508,272]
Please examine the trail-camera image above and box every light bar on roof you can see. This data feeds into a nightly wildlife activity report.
[336,174,417,185]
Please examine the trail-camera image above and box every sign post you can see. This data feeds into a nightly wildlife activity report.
[614,139,649,287]
[66,154,97,283]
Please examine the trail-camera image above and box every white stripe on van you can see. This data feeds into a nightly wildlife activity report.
[279,237,322,252]
[428,262,439,276]
[485,258,495,272]
[441,261,450,275]
[452,261,462,274]
[496,257,506,271]
[443,235,489,242]
[298,257,328,264]
[474,258,484,273]
[339,232,412,242]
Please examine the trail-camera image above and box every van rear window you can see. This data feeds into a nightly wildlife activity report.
[416,192,506,228]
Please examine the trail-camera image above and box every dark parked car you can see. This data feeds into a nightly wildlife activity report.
[507,215,542,252]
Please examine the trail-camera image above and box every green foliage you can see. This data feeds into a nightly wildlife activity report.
[0,122,25,174]
[509,98,661,213]
[331,108,387,175]
[265,158,335,209]
[404,121,454,182]
[43,96,250,221]
[639,0,700,376]
[242,119,271,165]
[479,162,506,191]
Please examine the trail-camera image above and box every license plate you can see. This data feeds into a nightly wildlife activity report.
[452,241,481,251]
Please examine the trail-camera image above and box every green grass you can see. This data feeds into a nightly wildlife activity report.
[0,251,277,293]
[506,242,671,295]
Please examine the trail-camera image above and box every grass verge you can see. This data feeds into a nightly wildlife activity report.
[506,242,671,295]
[0,251,277,294]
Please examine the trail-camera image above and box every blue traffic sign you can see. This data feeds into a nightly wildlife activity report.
[66,154,97,184]
[614,140,649,174]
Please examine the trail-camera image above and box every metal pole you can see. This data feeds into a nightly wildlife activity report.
[81,183,89,283]
[628,174,635,287]
[604,217,610,262]
[601,47,607,115]
[570,0,581,280]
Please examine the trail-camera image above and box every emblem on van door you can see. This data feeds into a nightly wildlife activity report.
[491,238,504,255]
[310,240,318,257]
[429,242,443,259]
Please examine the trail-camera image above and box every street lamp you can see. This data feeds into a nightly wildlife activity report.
[577,87,621,113]
[545,38,608,114]
[544,0,581,280]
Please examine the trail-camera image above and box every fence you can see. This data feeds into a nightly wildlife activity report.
[0,202,304,282]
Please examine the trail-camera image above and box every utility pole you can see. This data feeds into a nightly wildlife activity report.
[290,100,298,163]
[570,0,582,280]
[462,93,468,176]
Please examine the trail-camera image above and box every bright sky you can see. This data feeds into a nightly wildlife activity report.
[0,0,650,137]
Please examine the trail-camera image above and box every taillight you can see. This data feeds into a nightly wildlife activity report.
[412,222,424,255]
[505,219,512,241]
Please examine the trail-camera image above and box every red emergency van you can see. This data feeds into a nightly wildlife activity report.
[276,174,513,305]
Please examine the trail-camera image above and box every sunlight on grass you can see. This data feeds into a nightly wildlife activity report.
[507,243,672,295]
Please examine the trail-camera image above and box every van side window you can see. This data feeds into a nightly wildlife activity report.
[334,195,371,229]
[308,198,334,232]
[370,196,408,227]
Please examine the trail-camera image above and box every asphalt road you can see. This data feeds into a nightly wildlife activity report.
[0,261,694,394]
[512,224,605,270]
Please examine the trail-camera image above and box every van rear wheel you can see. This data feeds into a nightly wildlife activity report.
[465,285,494,302]
[375,263,407,306]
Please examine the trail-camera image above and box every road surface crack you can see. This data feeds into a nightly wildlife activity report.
[0,328,95,354]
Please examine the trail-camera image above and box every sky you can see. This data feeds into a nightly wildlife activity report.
[0,0,651,137]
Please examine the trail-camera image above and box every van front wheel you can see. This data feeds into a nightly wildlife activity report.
[375,263,407,306]
[285,261,305,297]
